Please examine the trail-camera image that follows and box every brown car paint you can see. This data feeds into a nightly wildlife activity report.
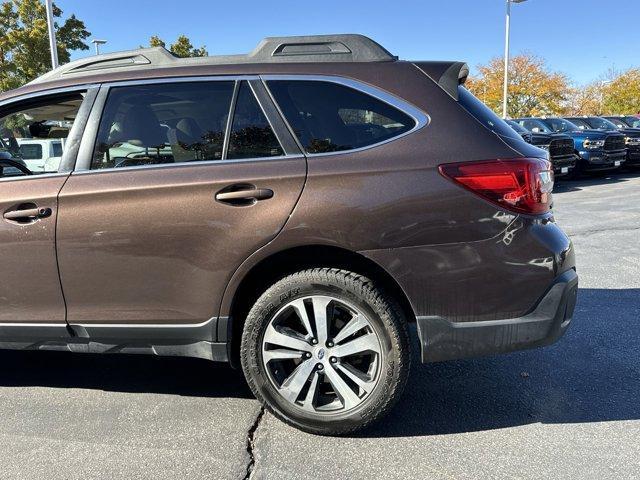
[0,51,576,363]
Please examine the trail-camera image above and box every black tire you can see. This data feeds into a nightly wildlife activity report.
[240,268,410,436]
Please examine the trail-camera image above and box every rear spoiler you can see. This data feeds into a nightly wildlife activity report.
[413,61,469,101]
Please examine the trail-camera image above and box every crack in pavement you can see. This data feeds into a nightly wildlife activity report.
[566,225,640,238]
[242,406,265,480]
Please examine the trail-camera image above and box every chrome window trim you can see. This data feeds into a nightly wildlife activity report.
[0,172,69,183]
[75,75,293,173]
[71,153,305,176]
[260,74,431,157]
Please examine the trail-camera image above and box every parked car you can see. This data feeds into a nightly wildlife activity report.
[506,120,577,176]
[566,116,640,167]
[0,34,577,435]
[603,115,640,129]
[16,138,64,172]
[513,117,626,173]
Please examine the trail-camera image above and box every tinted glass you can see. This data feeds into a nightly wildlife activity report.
[605,118,626,128]
[227,82,283,159]
[541,118,580,133]
[0,93,83,176]
[267,80,415,154]
[52,142,63,157]
[516,119,552,133]
[506,120,529,135]
[457,87,520,139]
[92,81,234,169]
[19,144,42,160]
[624,116,640,128]
[568,118,591,129]
[587,117,619,130]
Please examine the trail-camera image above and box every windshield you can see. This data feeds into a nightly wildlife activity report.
[541,118,580,133]
[605,117,627,128]
[568,118,591,130]
[506,120,529,134]
[587,117,619,130]
[457,87,520,139]
[623,116,640,128]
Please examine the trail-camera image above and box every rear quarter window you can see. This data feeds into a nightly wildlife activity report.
[266,80,416,154]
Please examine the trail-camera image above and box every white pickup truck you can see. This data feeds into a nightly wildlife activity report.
[16,138,64,172]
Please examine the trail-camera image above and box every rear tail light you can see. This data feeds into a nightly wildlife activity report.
[439,158,553,215]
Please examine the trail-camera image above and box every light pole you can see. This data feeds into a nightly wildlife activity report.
[502,0,528,118]
[92,39,107,55]
[44,0,58,69]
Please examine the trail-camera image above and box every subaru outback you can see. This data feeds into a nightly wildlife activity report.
[0,34,577,435]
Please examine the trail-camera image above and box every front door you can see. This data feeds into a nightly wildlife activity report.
[56,79,305,331]
[0,89,91,326]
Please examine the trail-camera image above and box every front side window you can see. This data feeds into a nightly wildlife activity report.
[0,92,83,177]
[266,80,416,154]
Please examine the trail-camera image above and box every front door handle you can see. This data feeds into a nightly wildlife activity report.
[215,185,274,205]
[3,207,52,221]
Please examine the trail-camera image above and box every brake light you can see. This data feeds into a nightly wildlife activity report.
[439,158,553,215]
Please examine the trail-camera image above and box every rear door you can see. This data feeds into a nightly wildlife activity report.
[56,78,305,331]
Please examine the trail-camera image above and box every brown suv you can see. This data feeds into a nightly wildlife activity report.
[0,35,577,435]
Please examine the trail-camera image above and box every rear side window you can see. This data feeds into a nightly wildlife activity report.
[457,86,519,139]
[227,82,283,159]
[92,81,235,169]
[266,80,415,154]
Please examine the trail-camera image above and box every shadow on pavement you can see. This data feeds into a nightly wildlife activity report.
[363,287,640,438]
[0,288,637,432]
[554,171,637,193]
[0,348,252,399]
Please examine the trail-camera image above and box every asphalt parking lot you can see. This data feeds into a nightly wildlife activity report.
[0,173,638,480]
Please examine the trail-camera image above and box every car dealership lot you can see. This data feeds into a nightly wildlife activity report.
[0,174,638,480]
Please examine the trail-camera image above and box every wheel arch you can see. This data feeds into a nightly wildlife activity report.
[224,244,416,367]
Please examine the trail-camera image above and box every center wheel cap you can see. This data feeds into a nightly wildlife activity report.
[316,348,326,360]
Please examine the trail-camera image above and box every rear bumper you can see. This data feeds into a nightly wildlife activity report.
[416,268,578,363]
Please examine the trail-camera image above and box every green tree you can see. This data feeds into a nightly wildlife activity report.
[467,53,570,118]
[147,34,207,58]
[0,0,90,91]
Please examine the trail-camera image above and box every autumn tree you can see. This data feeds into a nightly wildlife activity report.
[565,83,604,116]
[0,0,90,91]
[601,68,640,115]
[467,53,570,118]
[146,34,207,58]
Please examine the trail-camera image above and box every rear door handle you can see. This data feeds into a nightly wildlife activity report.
[3,207,52,221]
[215,186,274,205]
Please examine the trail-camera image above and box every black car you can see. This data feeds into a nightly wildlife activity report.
[567,116,640,167]
[604,115,640,129]
[506,120,577,176]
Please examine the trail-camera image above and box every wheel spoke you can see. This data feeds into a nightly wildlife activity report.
[335,362,376,394]
[332,332,380,358]
[262,348,305,363]
[324,364,361,410]
[301,370,320,412]
[311,297,331,343]
[279,359,316,403]
[333,313,368,344]
[263,324,311,352]
[290,299,314,338]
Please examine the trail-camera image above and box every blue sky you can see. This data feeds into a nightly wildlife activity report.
[62,0,639,86]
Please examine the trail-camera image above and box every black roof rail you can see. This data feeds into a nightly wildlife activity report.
[28,34,397,85]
